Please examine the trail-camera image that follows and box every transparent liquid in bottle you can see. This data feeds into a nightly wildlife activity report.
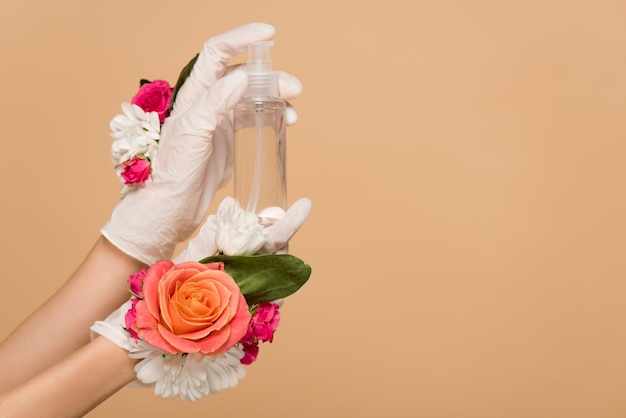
[233,99,286,225]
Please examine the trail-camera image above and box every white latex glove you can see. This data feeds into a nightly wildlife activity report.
[101,23,303,265]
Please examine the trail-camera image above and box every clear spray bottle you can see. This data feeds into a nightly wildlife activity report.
[233,41,286,225]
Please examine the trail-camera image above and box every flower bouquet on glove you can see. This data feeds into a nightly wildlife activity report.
[116,198,311,401]
[109,79,173,195]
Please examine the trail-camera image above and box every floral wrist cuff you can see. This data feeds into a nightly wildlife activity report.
[121,199,311,401]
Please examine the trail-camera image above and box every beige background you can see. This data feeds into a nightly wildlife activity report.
[1,0,626,417]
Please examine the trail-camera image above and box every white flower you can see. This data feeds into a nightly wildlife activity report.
[109,102,160,166]
[129,345,246,401]
[215,197,268,255]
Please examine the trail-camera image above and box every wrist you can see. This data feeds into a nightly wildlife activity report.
[97,233,150,269]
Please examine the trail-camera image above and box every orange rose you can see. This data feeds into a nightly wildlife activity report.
[132,260,251,355]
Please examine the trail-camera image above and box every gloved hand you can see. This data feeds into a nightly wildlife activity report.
[101,23,303,265]
[178,197,311,261]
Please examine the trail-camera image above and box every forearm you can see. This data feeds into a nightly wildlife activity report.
[0,336,137,418]
[0,236,144,393]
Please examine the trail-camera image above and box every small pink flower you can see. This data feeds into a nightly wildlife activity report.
[131,79,173,123]
[240,321,256,345]
[120,157,151,185]
[251,302,281,343]
[241,342,259,365]
[125,298,140,339]
[128,268,147,298]
[239,302,281,365]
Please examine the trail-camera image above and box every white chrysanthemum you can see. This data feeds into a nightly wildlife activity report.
[215,197,268,255]
[110,102,160,166]
[129,344,246,401]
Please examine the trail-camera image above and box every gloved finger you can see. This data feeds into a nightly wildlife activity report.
[276,70,302,101]
[171,23,275,117]
[225,66,302,102]
[277,71,302,125]
[222,66,300,125]
[259,198,311,254]
[171,70,249,141]
[285,103,298,125]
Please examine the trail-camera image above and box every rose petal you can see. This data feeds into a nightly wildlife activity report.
[159,322,228,354]
[135,300,179,354]
[216,294,252,350]
[142,260,174,321]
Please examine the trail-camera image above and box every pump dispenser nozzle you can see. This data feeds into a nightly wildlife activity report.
[245,41,279,99]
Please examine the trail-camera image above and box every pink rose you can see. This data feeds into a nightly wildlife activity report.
[131,79,173,123]
[132,260,251,355]
[240,342,259,365]
[120,157,151,185]
[128,268,147,298]
[240,321,255,345]
[250,302,281,343]
[125,298,140,339]
[238,302,281,365]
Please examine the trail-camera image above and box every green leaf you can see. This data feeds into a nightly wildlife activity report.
[169,53,199,113]
[198,254,312,306]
